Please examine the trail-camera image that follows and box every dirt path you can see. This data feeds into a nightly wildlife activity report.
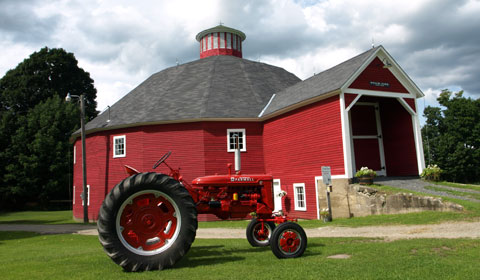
[2,220,480,240]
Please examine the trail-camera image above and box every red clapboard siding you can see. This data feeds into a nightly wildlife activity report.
[203,122,265,175]
[263,95,344,219]
[349,57,409,93]
[380,99,418,176]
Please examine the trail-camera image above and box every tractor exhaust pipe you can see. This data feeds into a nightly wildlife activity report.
[235,134,241,173]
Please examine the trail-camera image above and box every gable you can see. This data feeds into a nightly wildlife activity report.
[348,57,409,94]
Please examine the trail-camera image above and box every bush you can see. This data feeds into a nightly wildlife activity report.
[421,164,442,181]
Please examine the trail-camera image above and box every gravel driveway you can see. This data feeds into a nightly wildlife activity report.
[375,177,480,202]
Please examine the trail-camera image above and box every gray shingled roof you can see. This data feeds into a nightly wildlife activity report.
[262,46,379,116]
[82,55,301,133]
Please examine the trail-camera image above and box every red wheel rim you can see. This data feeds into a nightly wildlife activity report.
[116,190,180,255]
[278,230,301,254]
[253,223,271,244]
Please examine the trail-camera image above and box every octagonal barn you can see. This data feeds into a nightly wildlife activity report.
[72,25,425,221]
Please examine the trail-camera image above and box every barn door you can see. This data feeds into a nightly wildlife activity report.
[350,103,386,176]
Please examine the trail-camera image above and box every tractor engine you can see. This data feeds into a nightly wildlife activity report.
[190,174,275,220]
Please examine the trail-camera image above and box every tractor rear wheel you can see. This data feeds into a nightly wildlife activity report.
[97,172,197,271]
[270,222,307,258]
[246,218,276,247]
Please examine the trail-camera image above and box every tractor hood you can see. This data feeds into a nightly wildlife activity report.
[192,174,273,186]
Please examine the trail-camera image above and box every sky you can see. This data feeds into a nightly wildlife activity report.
[1,0,479,122]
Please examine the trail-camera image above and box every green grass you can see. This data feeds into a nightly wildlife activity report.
[0,232,479,279]
[0,211,77,224]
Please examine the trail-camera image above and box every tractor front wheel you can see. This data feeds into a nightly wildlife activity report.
[270,222,307,258]
[246,218,276,247]
[97,172,197,271]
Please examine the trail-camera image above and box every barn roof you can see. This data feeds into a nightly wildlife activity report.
[77,45,419,138]
[261,46,379,116]
[82,55,301,133]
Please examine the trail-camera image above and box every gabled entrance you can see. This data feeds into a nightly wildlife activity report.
[350,102,386,176]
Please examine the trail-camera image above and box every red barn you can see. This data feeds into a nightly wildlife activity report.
[71,25,425,221]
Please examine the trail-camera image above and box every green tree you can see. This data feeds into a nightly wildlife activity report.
[422,90,480,183]
[0,47,97,209]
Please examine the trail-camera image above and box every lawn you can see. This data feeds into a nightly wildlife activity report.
[0,232,479,280]
[0,210,77,224]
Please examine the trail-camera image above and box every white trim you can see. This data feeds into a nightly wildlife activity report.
[113,135,126,158]
[340,92,353,178]
[314,177,321,220]
[273,179,282,212]
[227,128,246,152]
[293,183,307,211]
[82,185,90,206]
[73,146,76,164]
[345,94,363,112]
[397,97,417,116]
[413,99,426,175]
[341,46,424,98]
[258,94,276,117]
[73,186,75,205]
[345,89,415,98]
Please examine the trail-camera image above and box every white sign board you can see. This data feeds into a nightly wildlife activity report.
[321,166,331,186]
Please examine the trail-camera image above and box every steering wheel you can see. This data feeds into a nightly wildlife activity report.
[152,151,172,169]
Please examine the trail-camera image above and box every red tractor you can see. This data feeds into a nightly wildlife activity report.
[97,151,307,272]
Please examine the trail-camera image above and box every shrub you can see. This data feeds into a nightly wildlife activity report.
[421,164,442,181]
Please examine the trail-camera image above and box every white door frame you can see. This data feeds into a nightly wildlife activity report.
[350,102,387,176]
[273,179,282,212]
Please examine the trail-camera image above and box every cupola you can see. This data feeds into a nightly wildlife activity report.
[195,25,246,59]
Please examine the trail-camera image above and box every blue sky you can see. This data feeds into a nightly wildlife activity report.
[1,0,479,123]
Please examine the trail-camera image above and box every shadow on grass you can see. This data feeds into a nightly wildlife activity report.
[176,245,245,268]
[0,231,40,243]
[0,219,72,225]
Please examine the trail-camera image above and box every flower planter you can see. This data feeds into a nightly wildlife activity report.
[358,176,374,185]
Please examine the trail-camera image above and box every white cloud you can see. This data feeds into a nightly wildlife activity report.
[1,0,479,114]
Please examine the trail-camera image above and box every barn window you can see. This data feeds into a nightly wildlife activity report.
[293,183,306,211]
[113,135,126,158]
[227,129,246,152]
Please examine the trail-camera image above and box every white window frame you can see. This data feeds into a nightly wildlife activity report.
[113,135,126,158]
[227,129,246,152]
[73,146,76,164]
[82,185,90,206]
[293,183,307,211]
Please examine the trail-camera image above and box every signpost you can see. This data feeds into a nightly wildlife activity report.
[321,166,333,222]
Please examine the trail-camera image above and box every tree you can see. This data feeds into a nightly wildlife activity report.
[422,90,480,183]
[0,47,97,209]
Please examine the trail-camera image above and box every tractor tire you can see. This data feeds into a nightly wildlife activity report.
[97,172,197,272]
[246,218,276,247]
[270,222,307,259]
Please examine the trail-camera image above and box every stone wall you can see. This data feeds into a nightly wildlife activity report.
[316,179,464,219]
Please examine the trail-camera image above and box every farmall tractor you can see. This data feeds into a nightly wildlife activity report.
[97,145,307,272]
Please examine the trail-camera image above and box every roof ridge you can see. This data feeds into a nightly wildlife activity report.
[200,57,218,117]
[239,59,265,104]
